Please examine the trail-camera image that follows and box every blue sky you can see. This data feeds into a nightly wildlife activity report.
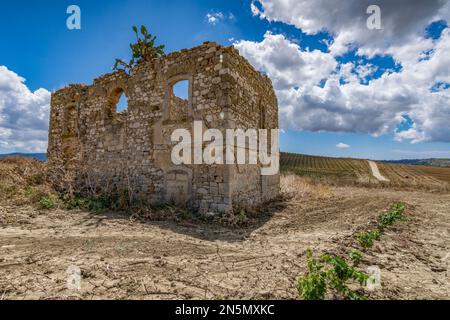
[1,0,449,160]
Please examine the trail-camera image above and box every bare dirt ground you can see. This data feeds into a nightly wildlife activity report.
[0,176,449,300]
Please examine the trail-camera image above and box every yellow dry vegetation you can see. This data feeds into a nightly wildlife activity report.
[0,157,55,206]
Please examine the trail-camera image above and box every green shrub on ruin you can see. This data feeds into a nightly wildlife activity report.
[113,25,165,73]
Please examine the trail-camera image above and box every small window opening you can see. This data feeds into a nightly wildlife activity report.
[116,92,128,113]
[108,88,128,115]
[173,80,189,100]
[169,80,190,120]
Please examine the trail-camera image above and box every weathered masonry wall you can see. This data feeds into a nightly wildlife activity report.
[47,41,279,213]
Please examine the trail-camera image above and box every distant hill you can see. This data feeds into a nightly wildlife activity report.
[381,158,450,167]
[280,152,450,189]
[1,151,448,168]
[0,153,47,161]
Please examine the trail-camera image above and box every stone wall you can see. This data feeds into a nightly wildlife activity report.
[47,41,279,213]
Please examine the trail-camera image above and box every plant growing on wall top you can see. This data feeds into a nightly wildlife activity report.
[113,25,165,73]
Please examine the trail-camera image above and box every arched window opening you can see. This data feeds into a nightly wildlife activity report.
[108,87,129,115]
[173,80,189,100]
[169,79,190,120]
[116,92,128,113]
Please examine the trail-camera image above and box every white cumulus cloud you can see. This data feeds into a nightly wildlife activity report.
[251,0,450,57]
[234,1,450,144]
[336,143,350,149]
[234,32,337,89]
[0,66,50,153]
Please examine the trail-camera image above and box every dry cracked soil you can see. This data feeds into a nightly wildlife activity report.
[0,176,449,300]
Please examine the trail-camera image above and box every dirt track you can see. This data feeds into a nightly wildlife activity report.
[0,177,449,300]
[368,160,390,182]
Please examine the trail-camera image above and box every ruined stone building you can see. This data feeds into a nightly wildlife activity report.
[47,41,279,213]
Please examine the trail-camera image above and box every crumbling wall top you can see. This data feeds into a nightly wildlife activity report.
[53,41,273,97]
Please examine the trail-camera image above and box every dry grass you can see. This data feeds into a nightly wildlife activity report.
[0,157,56,206]
[280,174,334,201]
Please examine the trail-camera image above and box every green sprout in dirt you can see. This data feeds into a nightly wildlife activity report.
[357,230,380,248]
[356,203,406,249]
[349,249,363,266]
[297,203,407,300]
[297,249,368,300]
[297,250,327,300]
[113,25,165,73]
[377,203,405,231]
[38,196,54,210]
